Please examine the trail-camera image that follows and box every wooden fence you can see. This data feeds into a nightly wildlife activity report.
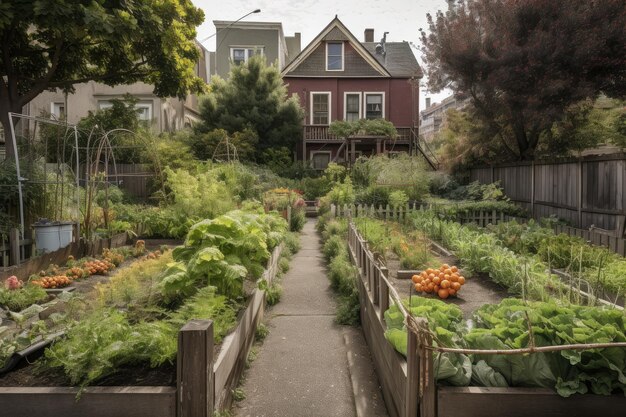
[347,223,626,417]
[332,203,626,256]
[0,243,282,417]
[470,154,626,232]
[106,163,155,201]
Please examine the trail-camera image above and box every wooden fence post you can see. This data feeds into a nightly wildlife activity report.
[178,320,214,417]
[9,228,20,266]
[331,204,336,218]
[405,329,419,417]
[530,161,535,219]
[379,266,389,322]
[372,263,380,305]
[417,318,436,417]
[577,159,583,228]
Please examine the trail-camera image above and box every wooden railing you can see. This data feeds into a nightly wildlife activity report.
[303,125,412,141]
[303,125,339,140]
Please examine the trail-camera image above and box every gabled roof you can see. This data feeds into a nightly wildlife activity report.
[362,42,423,78]
[281,17,391,77]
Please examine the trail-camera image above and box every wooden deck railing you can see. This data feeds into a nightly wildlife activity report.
[303,125,412,141]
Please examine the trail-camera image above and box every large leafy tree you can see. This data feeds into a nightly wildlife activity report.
[0,0,205,160]
[420,0,626,160]
[196,55,304,162]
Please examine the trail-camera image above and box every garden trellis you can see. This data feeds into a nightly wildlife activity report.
[5,112,80,253]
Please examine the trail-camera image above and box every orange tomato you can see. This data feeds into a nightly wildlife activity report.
[452,282,461,291]
[458,276,466,285]
[438,288,450,299]
[448,288,456,296]
[451,266,458,273]
[434,285,440,293]
[440,280,451,289]
[412,275,420,283]
[450,274,458,282]
[433,276,441,285]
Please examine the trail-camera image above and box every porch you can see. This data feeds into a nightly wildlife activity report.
[301,125,414,169]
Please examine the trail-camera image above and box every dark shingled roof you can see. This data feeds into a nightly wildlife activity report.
[362,42,423,78]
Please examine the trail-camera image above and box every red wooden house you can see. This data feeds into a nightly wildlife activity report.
[282,17,434,170]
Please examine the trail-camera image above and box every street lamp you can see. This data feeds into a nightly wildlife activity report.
[198,9,261,43]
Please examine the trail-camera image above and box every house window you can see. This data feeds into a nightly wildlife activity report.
[230,47,264,66]
[311,152,331,170]
[98,100,153,122]
[344,93,360,122]
[311,92,330,125]
[326,42,344,71]
[365,93,384,119]
[51,102,65,120]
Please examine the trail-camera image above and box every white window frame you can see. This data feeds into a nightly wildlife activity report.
[310,151,332,170]
[325,42,344,71]
[310,91,331,125]
[98,100,153,122]
[230,46,265,66]
[343,92,362,121]
[50,102,65,119]
[364,92,386,119]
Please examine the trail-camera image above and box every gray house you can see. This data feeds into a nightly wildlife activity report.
[212,21,301,78]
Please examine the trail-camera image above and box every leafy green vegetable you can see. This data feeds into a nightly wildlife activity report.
[43,286,237,387]
[467,299,626,396]
[0,284,48,312]
[383,298,471,386]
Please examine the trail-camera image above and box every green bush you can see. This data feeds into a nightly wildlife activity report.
[327,178,356,207]
[265,283,283,306]
[389,190,409,208]
[323,235,346,263]
[289,209,306,232]
[283,232,301,255]
[356,185,391,206]
[299,176,331,200]
[328,255,356,294]
[0,284,48,312]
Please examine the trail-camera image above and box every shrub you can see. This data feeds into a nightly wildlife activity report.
[327,178,356,207]
[356,185,391,206]
[283,232,301,255]
[323,235,346,263]
[265,283,283,306]
[389,190,409,208]
[290,209,306,232]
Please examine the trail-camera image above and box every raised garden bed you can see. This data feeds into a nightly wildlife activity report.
[0,243,283,417]
[347,223,626,417]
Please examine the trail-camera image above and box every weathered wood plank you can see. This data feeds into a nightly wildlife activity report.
[0,387,176,417]
[437,386,626,417]
[178,320,214,417]
[214,289,263,399]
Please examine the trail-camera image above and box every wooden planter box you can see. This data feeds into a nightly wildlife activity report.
[0,244,282,417]
[0,232,130,280]
[347,223,626,417]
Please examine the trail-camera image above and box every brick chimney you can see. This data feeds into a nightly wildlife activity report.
[364,28,374,42]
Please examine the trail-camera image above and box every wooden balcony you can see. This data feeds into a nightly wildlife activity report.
[303,125,412,142]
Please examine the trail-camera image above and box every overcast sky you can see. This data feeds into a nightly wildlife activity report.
[192,0,452,109]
